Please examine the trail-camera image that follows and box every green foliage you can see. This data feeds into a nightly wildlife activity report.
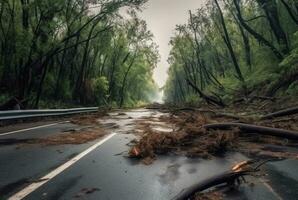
[92,76,109,104]
[0,0,159,108]
[164,0,298,104]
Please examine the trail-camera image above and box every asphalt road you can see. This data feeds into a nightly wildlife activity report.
[1,109,298,200]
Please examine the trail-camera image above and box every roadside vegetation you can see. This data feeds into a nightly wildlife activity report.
[1,0,298,199]
[164,0,298,105]
[0,0,159,109]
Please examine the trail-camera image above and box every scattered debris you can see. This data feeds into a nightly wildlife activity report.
[129,104,298,164]
[194,191,223,200]
[34,128,106,145]
[2,128,107,147]
[71,111,107,126]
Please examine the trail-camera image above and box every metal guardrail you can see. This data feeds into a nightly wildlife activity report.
[0,107,99,121]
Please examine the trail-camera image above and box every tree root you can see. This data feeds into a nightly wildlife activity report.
[203,122,298,140]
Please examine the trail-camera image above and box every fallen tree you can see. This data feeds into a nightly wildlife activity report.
[261,106,298,120]
[203,122,298,140]
[172,107,242,120]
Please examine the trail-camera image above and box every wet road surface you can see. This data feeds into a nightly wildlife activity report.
[1,109,298,200]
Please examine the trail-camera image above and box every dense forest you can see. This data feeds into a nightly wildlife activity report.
[0,0,159,109]
[164,0,298,105]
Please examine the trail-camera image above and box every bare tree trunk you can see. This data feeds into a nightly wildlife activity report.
[119,52,136,108]
[214,0,245,85]
[233,0,283,60]
[34,58,50,108]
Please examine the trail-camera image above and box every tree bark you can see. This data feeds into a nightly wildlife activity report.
[261,106,298,119]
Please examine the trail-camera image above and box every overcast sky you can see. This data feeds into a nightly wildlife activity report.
[139,0,206,88]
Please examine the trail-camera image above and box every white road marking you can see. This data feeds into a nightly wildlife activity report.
[0,121,70,136]
[8,132,117,200]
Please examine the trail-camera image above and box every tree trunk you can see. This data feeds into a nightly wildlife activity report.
[280,0,298,25]
[34,58,50,108]
[233,0,283,60]
[214,0,245,84]
[119,52,136,108]
[257,0,289,54]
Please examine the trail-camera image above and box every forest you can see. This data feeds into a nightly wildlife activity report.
[0,0,159,109]
[164,0,298,106]
[1,1,298,199]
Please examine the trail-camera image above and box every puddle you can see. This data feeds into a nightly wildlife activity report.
[99,109,172,134]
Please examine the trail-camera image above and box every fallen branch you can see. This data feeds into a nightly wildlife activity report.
[233,95,275,104]
[173,170,250,200]
[203,122,298,140]
[172,108,242,120]
[173,159,271,200]
[248,95,276,103]
[186,79,226,108]
[261,106,298,120]
[172,107,215,114]
[272,116,298,123]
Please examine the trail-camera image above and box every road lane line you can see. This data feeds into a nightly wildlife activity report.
[8,132,117,200]
[0,121,70,136]
[261,180,283,200]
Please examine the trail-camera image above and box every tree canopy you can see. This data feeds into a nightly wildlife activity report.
[0,0,159,108]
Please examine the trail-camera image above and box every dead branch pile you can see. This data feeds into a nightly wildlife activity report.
[129,114,238,163]
[129,106,298,164]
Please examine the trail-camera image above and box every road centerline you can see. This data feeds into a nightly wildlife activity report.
[7,132,117,200]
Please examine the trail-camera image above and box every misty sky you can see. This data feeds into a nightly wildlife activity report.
[139,0,206,88]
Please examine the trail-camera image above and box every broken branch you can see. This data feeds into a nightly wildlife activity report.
[261,106,298,120]
[173,159,272,200]
[186,79,226,108]
[173,170,250,200]
[203,122,298,140]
